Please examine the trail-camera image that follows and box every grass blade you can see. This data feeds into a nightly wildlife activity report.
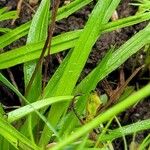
[0,117,40,150]
[0,22,29,49]
[0,27,12,33]
[0,73,60,141]
[0,0,92,49]
[21,0,50,142]
[51,83,150,150]
[0,30,80,69]
[100,119,150,142]
[0,7,17,21]
[1,11,150,69]
[39,0,120,146]
[62,23,150,135]
[24,0,50,99]
[8,96,73,123]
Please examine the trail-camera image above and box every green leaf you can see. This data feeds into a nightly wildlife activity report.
[21,0,50,142]
[62,23,150,136]
[0,21,29,49]
[139,134,150,150]
[1,12,150,68]
[39,0,121,146]
[103,12,150,33]
[76,24,150,94]
[51,83,150,150]
[0,0,92,49]
[0,27,12,33]
[100,119,150,142]
[0,117,40,150]
[0,30,80,69]
[0,7,8,15]
[56,0,93,20]
[0,7,17,21]
[0,73,60,140]
[0,136,10,150]
[24,0,50,99]
[8,96,73,123]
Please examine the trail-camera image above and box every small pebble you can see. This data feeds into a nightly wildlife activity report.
[111,10,119,21]
[29,0,39,6]
[64,0,71,5]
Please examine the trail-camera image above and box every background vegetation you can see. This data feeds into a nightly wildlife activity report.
[0,0,150,149]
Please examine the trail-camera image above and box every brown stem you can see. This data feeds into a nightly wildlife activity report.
[25,0,60,97]
[98,65,145,114]
[12,0,23,25]
[7,69,22,104]
[43,0,60,89]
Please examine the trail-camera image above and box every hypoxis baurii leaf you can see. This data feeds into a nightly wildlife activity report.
[21,0,50,142]
[39,0,121,146]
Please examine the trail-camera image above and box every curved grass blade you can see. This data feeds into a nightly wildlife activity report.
[51,83,150,150]
[0,30,80,69]
[1,12,150,68]
[100,119,150,142]
[0,27,12,33]
[62,23,150,135]
[0,7,17,21]
[139,134,150,150]
[0,0,92,49]
[39,0,121,146]
[8,96,73,123]
[0,73,60,140]
[0,117,40,150]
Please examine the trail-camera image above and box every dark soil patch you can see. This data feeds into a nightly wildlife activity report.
[0,0,150,149]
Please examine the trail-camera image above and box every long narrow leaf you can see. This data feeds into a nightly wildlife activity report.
[24,0,50,99]
[21,0,50,142]
[39,0,120,146]
[0,22,29,49]
[0,30,80,69]
[0,117,40,150]
[8,96,73,123]
[1,12,150,69]
[62,23,150,135]
[0,0,92,49]
[0,73,60,140]
[0,7,17,21]
[51,83,150,150]
[100,119,150,142]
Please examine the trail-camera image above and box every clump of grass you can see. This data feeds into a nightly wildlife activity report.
[0,0,150,149]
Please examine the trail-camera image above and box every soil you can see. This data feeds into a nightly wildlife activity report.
[0,0,150,149]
